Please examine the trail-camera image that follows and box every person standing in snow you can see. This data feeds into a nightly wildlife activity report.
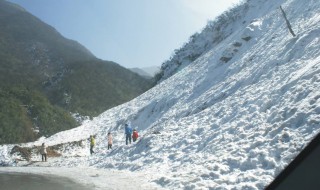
[90,135,95,155]
[107,132,113,150]
[132,129,139,142]
[40,143,47,162]
[125,123,133,145]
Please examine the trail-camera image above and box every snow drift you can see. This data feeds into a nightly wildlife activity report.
[1,0,320,189]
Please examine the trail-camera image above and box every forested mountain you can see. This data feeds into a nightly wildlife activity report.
[0,0,153,144]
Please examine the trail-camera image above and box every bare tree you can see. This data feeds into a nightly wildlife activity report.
[280,6,296,37]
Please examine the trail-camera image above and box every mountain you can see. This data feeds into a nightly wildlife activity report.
[130,66,161,79]
[130,68,153,79]
[141,66,161,76]
[0,0,153,144]
[155,0,265,82]
[1,0,320,189]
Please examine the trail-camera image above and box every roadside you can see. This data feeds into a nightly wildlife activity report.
[0,167,162,190]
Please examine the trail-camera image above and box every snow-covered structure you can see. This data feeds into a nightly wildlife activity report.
[1,0,320,189]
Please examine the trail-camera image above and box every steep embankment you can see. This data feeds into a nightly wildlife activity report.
[1,0,320,189]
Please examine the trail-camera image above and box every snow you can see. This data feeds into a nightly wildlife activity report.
[1,0,320,189]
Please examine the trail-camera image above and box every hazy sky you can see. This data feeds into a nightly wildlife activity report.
[8,0,240,68]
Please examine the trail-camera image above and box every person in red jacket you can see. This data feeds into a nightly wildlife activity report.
[132,129,139,142]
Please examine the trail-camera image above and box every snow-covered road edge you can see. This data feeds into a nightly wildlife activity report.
[0,167,163,190]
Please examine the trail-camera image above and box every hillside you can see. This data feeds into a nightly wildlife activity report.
[130,68,153,79]
[1,0,320,189]
[130,66,161,81]
[155,0,283,82]
[0,0,153,144]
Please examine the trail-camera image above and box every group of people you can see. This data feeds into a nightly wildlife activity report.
[89,123,139,155]
[125,123,139,145]
[38,123,140,161]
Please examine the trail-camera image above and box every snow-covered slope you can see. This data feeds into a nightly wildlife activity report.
[157,0,251,81]
[1,0,320,189]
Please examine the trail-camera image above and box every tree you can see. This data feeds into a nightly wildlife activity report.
[280,6,296,37]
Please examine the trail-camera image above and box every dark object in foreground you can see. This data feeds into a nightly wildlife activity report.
[266,132,320,190]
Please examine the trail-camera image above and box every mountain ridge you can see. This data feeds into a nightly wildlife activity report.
[130,66,160,79]
[0,0,153,144]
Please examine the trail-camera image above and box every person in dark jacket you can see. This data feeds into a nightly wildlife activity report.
[125,123,132,145]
